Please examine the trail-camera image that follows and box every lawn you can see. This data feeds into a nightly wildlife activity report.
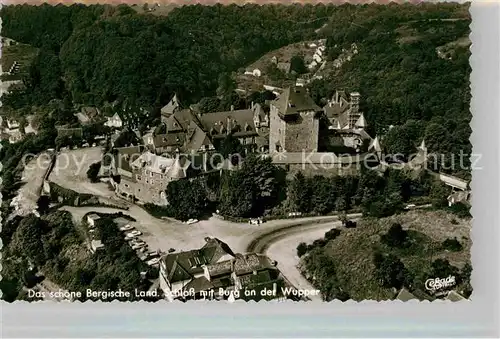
[304,210,471,301]
[0,41,39,80]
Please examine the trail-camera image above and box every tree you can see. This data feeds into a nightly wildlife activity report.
[12,215,47,265]
[383,125,415,159]
[198,97,221,114]
[430,181,450,208]
[373,252,411,289]
[216,73,236,97]
[166,179,208,221]
[287,172,310,213]
[218,134,245,162]
[290,55,307,74]
[297,242,308,257]
[381,223,408,248]
[87,162,101,183]
[37,195,51,214]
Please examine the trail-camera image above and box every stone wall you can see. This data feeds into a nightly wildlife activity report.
[284,111,319,152]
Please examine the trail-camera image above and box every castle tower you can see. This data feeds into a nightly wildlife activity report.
[348,92,361,129]
[269,87,322,153]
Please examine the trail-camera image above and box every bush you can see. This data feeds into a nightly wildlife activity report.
[297,242,308,258]
[448,202,471,218]
[324,228,341,241]
[87,162,101,183]
[381,223,408,248]
[441,238,463,252]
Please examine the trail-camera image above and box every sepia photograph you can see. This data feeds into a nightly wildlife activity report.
[1,1,473,304]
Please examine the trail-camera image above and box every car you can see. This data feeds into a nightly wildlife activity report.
[119,224,134,232]
[404,204,416,210]
[249,217,263,225]
[127,230,142,237]
[168,248,176,253]
[131,243,147,250]
[147,257,161,266]
[185,219,198,225]
[288,212,302,217]
[124,233,138,240]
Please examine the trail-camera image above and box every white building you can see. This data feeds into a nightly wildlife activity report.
[105,113,123,128]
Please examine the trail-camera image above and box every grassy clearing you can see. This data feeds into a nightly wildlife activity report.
[311,210,471,301]
[0,42,39,80]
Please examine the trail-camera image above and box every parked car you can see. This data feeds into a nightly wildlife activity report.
[127,230,142,237]
[131,242,147,250]
[288,212,302,217]
[124,233,138,240]
[119,224,134,232]
[185,219,198,225]
[147,257,161,266]
[249,217,263,225]
[404,204,416,210]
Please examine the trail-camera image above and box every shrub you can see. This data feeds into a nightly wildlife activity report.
[296,242,308,257]
[381,223,408,248]
[324,228,341,241]
[442,238,463,252]
[87,162,101,183]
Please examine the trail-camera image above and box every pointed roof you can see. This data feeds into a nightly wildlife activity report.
[369,136,382,153]
[272,87,321,117]
[418,139,427,151]
[354,113,367,128]
[161,94,180,117]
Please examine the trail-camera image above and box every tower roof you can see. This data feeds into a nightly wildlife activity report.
[272,87,321,117]
[369,136,382,153]
[354,113,367,128]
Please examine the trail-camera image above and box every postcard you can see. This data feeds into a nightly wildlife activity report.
[1,1,473,304]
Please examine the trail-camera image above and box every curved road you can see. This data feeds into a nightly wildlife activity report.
[246,214,361,302]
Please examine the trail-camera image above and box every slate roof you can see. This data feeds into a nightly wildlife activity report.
[272,87,322,117]
[131,151,190,179]
[162,238,235,284]
[161,94,180,117]
[395,288,418,301]
[199,109,258,139]
[114,145,144,175]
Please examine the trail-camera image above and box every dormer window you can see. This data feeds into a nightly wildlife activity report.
[210,128,217,135]
[245,123,252,132]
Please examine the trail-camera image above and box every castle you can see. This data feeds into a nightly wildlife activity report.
[109,87,381,204]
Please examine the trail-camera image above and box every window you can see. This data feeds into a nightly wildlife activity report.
[124,183,129,188]
[151,180,155,185]
[136,175,142,181]
[150,172,154,177]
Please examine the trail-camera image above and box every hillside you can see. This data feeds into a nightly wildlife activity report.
[0,40,39,81]
[299,210,472,301]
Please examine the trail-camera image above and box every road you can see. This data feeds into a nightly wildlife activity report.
[246,214,361,302]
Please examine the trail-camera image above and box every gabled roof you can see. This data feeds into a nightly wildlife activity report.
[199,109,258,139]
[355,113,367,128]
[272,87,322,117]
[395,288,418,301]
[161,94,180,117]
[369,136,382,153]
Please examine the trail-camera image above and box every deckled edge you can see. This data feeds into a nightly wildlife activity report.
[0,1,476,306]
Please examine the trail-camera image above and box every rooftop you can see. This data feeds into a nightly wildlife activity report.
[272,87,322,116]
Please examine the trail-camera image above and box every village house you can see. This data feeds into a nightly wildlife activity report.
[159,237,286,301]
[104,113,123,129]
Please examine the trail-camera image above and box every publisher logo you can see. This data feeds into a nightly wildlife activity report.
[425,276,456,292]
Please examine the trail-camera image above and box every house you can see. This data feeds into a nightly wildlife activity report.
[56,126,83,138]
[74,112,90,125]
[448,190,471,207]
[104,113,123,129]
[159,237,285,301]
[6,119,19,130]
[269,86,322,153]
[90,240,104,253]
[277,62,291,74]
[87,213,101,227]
[395,287,419,301]
[161,94,181,122]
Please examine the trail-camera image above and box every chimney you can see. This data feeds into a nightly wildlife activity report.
[226,117,232,134]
